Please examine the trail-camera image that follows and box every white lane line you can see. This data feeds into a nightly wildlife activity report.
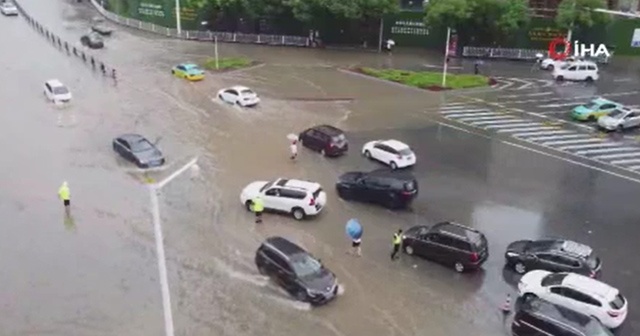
[537,102,582,108]
[536,79,554,88]
[498,126,560,133]
[440,109,490,115]
[513,130,574,137]
[560,143,619,150]
[471,119,529,125]
[485,123,543,129]
[443,102,468,106]
[527,134,590,141]
[593,152,640,160]
[575,147,640,155]
[515,82,534,90]
[628,165,640,170]
[458,116,516,122]
[614,78,633,82]
[541,138,603,146]
[440,106,478,111]
[499,91,553,98]
[444,112,497,118]
[497,80,515,90]
[611,158,640,165]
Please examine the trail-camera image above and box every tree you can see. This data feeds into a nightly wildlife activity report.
[555,0,610,31]
[284,0,399,22]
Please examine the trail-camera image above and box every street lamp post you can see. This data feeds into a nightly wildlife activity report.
[148,157,199,336]
[442,27,451,88]
[175,0,181,35]
[201,21,219,69]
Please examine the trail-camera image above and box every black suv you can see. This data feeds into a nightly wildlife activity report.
[401,222,489,272]
[299,125,348,157]
[505,239,601,278]
[255,236,338,305]
[80,32,104,49]
[512,296,614,336]
[336,169,418,209]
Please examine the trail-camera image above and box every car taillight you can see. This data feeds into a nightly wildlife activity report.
[401,191,413,196]
[589,271,596,278]
[470,252,479,262]
[608,310,621,318]
[328,143,335,148]
[309,198,316,206]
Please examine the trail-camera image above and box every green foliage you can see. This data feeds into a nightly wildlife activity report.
[359,67,489,89]
[202,56,254,70]
[556,0,610,30]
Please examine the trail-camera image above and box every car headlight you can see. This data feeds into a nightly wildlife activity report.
[505,252,519,257]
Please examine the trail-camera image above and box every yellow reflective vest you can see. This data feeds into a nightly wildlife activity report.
[58,184,70,201]
[251,197,264,212]
[393,233,402,245]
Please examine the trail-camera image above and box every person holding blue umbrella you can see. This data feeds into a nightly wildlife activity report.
[346,219,363,256]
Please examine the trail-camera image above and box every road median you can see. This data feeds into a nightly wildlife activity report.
[347,67,495,91]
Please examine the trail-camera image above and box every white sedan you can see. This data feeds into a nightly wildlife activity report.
[44,79,72,103]
[218,85,260,107]
[540,56,581,70]
[1,2,18,16]
[362,139,416,169]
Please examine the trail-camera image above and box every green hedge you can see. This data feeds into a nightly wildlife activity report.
[359,67,489,89]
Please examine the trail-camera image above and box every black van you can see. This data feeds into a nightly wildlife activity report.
[336,169,417,209]
[512,296,614,336]
[255,236,339,305]
[299,125,348,157]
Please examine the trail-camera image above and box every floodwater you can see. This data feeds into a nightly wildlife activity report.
[3,1,640,336]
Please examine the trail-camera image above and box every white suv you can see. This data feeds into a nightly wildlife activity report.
[362,139,416,169]
[518,270,628,329]
[553,61,599,82]
[240,178,327,220]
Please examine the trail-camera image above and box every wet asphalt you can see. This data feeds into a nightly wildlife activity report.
[2,1,640,335]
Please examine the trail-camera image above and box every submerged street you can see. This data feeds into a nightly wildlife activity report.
[1,0,640,335]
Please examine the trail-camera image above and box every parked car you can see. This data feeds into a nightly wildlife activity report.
[80,32,104,49]
[512,295,614,336]
[91,24,113,36]
[362,139,416,169]
[43,79,72,103]
[336,169,417,209]
[171,63,205,81]
[505,239,601,278]
[255,236,339,305]
[112,134,165,168]
[0,2,18,16]
[518,271,628,329]
[240,178,327,220]
[298,125,348,157]
[571,98,622,121]
[597,106,640,131]
[553,61,599,82]
[217,86,260,107]
[401,222,489,273]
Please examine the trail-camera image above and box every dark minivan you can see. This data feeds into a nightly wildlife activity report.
[512,296,614,336]
[336,169,417,209]
[255,236,339,305]
[401,222,489,272]
[299,125,348,157]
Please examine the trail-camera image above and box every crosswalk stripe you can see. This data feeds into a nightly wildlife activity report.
[471,119,528,125]
[498,126,560,133]
[575,147,639,155]
[440,109,490,115]
[527,134,589,141]
[611,158,640,165]
[443,102,468,106]
[440,106,476,111]
[560,143,619,150]
[627,165,640,170]
[444,112,497,118]
[458,116,515,122]
[485,123,542,129]
[541,139,603,146]
[513,130,574,137]
[593,152,640,160]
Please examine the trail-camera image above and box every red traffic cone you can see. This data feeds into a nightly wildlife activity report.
[501,294,511,313]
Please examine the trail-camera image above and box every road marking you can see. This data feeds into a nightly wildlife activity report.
[471,119,529,125]
[611,158,640,165]
[499,92,553,99]
[513,130,574,137]
[613,78,633,82]
[593,152,640,160]
[440,109,490,115]
[514,82,534,90]
[496,80,514,90]
[485,123,543,129]
[507,91,639,104]
[527,134,590,141]
[536,79,554,88]
[537,102,581,108]
[541,138,603,146]
[443,102,468,106]
[560,143,619,150]
[497,126,560,133]
[458,116,516,122]
[443,112,497,118]
[628,165,640,170]
[440,106,478,111]
[575,147,639,155]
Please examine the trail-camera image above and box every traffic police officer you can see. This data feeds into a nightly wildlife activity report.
[251,196,264,223]
[58,181,71,216]
[391,229,403,260]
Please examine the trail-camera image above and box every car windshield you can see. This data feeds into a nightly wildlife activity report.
[610,294,625,309]
[290,254,322,278]
[131,139,153,152]
[53,86,69,95]
[541,273,567,286]
[259,181,275,192]
[560,64,570,69]
[583,102,599,110]
[608,109,626,118]
[185,65,199,71]
[240,89,254,95]
[332,134,346,143]
[398,148,413,156]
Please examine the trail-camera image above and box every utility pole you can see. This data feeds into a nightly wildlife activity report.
[442,27,451,87]
[175,0,181,35]
[378,18,384,53]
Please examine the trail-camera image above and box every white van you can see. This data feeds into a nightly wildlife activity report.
[552,61,599,82]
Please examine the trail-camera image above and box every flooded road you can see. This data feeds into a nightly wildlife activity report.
[2,1,640,335]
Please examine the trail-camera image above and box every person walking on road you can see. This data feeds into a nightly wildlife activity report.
[251,195,264,224]
[350,237,362,256]
[391,229,403,260]
[58,181,71,216]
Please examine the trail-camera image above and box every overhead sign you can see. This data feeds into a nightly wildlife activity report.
[632,28,640,47]
[138,2,165,17]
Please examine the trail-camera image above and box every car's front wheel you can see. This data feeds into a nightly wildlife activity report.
[390,161,398,170]
[257,264,267,275]
[618,125,625,132]
[588,115,597,122]
[404,245,414,255]
[291,207,305,220]
[555,75,564,82]
[171,70,175,75]
[364,150,371,158]
[547,64,554,71]
[454,262,465,273]
[245,200,253,211]
[514,262,527,274]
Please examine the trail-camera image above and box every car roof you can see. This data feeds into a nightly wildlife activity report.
[118,134,146,142]
[263,236,306,256]
[432,221,484,243]
[180,63,198,68]
[230,85,251,91]
[522,297,603,332]
[367,168,416,181]
[275,178,320,191]
[529,239,593,258]
[569,60,597,66]
[312,124,344,136]
[562,273,618,300]
[379,139,409,150]
[591,98,615,105]
[46,79,64,87]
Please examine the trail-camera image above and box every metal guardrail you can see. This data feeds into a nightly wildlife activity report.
[89,0,310,47]
[462,46,548,60]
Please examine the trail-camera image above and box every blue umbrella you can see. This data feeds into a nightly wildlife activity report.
[345,219,362,240]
